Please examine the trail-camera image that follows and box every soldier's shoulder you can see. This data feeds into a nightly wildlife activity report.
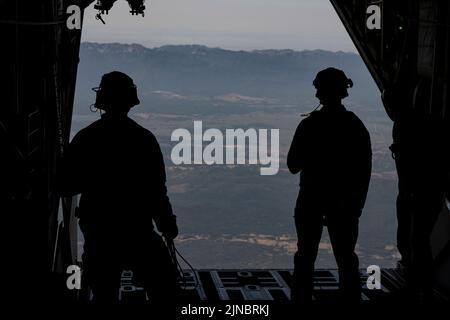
[344,111,370,136]
[71,119,103,142]
[127,118,159,143]
[302,111,321,122]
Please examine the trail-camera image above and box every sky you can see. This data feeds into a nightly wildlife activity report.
[81,0,356,52]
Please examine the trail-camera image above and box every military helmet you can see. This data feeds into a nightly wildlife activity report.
[93,71,140,111]
[313,67,353,100]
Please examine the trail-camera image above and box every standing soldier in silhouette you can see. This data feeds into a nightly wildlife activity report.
[288,68,372,303]
[60,71,179,304]
[387,78,450,301]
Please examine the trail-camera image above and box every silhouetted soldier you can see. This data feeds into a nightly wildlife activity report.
[390,107,449,301]
[288,68,372,303]
[60,71,179,304]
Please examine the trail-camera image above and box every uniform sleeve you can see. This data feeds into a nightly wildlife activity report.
[353,118,372,209]
[287,119,309,174]
[147,134,177,233]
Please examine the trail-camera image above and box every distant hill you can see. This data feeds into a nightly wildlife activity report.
[75,42,381,115]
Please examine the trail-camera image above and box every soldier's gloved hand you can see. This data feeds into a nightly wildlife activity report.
[159,215,178,240]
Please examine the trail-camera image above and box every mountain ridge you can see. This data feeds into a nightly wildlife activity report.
[75,42,379,116]
[81,41,359,57]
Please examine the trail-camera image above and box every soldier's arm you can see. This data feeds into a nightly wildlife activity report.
[287,120,308,174]
[355,120,372,208]
[149,134,178,240]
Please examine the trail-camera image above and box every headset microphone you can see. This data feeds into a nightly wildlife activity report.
[301,103,322,117]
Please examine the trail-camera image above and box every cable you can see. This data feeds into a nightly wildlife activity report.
[164,238,200,290]
[174,244,200,288]
[301,103,322,117]
[165,239,187,288]
[166,239,183,280]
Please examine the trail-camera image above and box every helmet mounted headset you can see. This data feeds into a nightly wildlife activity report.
[302,67,353,117]
[91,71,140,112]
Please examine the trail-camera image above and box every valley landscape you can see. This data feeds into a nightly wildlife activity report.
[73,42,399,269]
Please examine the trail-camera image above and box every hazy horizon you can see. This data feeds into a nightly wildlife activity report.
[81,0,357,52]
[81,40,359,54]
